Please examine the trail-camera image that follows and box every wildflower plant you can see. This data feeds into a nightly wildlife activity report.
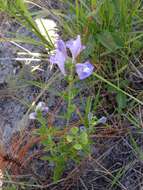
[30,107,90,181]
[29,100,108,181]
[50,35,94,126]
[29,34,143,181]
[1,0,143,188]
[28,36,95,181]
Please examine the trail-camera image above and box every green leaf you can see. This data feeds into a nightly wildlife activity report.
[53,159,65,181]
[37,111,47,128]
[80,132,88,145]
[73,144,82,150]
[71,127,79,135]
[69,104,76,113]
[65,104,76,118]
[97,32,123,52]
[116,92,127,112]
[42,156,50,161]
[70,88,79,99]
[66,135,73,143]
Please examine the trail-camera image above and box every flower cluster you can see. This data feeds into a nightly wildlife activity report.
[50,35,94,80]
[29,102,49,120]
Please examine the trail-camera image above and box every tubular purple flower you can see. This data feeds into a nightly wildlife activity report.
[76,61,94,80]
[49,39,67,75]
[29,112,37,120]
[66,35,85,61]
[29,102,49,120]
[57,39,67,56]
[35,101,49,113]
[50,49,67,75]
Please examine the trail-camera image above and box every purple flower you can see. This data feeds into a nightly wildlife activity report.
[29,102,49,120]
[66,35,85,60]
[98,116,107,124]
[49,36,93,80]
[50,40,67,75]
[79,125,87,132]
[35,102,49,112]
[76,61,94,80]
[29,112,37,120]
[57,39,67,56]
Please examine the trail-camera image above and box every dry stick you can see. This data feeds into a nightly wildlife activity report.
[91,158,128,190]
[1,178,65,189]
[79,177,88,190]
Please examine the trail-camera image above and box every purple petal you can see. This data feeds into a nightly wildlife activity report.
[98,116,107,124]
[36,102,46,112]
[43,107,49,113]
[49,49,66,75]
[79,125,87,132]
[76,61,94,80]
[57,39,67,57]
[66,35,85,60]
[49,54,56,65]
[35,102,49,113]
[29,112,37,120]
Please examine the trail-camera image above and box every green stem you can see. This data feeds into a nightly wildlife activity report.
[93,72,143,106]
[66,64,74,126]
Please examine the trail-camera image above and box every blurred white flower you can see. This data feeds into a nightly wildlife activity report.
[35,18,59,45]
